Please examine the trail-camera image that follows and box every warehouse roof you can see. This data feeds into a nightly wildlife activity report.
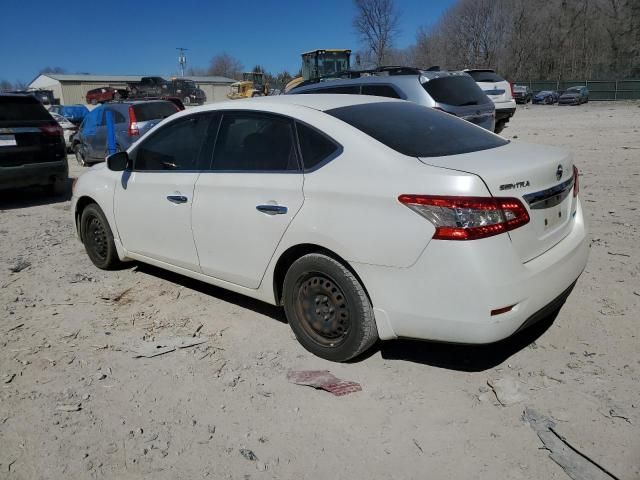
[35,73,236,84]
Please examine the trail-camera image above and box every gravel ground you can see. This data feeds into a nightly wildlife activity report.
[1,101,639,479]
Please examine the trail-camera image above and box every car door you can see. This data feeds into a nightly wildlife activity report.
[113,113,214,271]
[79,106,102,161]
[192,111,304,289]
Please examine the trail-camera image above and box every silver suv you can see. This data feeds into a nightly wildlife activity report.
[287,67,496,132]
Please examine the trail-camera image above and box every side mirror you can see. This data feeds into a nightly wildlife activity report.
[106,151,130,171]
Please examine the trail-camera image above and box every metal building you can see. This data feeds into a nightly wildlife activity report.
[28,73,236,105]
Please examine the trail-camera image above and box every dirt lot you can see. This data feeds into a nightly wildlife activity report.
[1,101,639,479]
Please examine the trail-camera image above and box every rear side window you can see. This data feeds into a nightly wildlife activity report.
[327,102,508,158]
[212,113,299,172]
[296,122,340,171]
[0,96,52,122]
[467,71,505,83]
[133,102,178,122]
[302,85,360,95]
[361,85,401,99]
[422,76,490,106]
[134,115,212,171]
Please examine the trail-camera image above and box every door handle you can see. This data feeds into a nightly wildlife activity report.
[256,204,288,215]
[167,195,188,204]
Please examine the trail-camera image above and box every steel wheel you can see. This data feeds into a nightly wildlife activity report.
[86,215,108,262]
[294,273,351,347]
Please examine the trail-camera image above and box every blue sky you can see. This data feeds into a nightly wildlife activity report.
[0,0,453,83]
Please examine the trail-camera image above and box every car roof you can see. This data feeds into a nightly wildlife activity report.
[185,94,403,114]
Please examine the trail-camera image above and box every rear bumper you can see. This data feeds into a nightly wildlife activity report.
[0,160,68,190]
[495,104,517,121]
[353,198,589,343]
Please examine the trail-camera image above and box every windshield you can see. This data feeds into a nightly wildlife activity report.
[538,91,552,95]
[514,86,526,92]
[422,75,491,107]
[566,88,581,94]
[326,101,507,158]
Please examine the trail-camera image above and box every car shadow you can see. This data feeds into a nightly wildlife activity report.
[373,310,559,371]
[134,263,287,324]
[127,262,559,370]
[0,180,72,210]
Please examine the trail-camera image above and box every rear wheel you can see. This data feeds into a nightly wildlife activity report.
[113,91,121,100]
[80,203,121,270]
[283,253,378,362]
[183,96,191,105]
[494,119,507,134]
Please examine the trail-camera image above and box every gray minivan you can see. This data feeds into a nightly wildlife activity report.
[73,100,179,166]
[288,68,496,131]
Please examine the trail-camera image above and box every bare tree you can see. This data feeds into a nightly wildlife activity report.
[353,0,401,67]
[0,79,13,91]
[206,53,243,79]
[38,66,66,75]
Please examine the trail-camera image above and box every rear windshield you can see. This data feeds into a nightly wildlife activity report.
[422,76,490,106]
[133,102,178,122]
[0,96,52,123]
[326,101,507,158]
[466,71,505,83]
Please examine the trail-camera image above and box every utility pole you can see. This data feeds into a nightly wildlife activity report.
[177,48,188,77]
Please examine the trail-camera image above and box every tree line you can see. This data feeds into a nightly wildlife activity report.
[355,0,639,80]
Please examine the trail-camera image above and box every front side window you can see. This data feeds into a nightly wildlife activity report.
[212,113,299,172]
[134,114,212,171]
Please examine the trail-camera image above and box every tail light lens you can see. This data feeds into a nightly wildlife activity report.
[127,105,139,136]
[398,195,530,240]
[572,165,579,197]
[509,82,515,98]
[40,124,64,137]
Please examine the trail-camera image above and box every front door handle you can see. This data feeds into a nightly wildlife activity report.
[256,204,288,215]
[167,195,188,204]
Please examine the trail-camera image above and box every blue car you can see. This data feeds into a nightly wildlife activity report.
[49,104,90,125]
[532,90,559,104]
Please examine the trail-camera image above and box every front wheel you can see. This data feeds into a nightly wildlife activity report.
[80,204,122,270]
[74,144,87,167]
[183,96,191,105]
[283,253,378,362]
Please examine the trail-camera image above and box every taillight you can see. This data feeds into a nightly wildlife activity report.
[398,195,530,240]
[128,105,139,136]
[509,82,515,98]
[572,165,579,197]
[40,124,63,137]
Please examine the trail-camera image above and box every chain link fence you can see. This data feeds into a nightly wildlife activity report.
[513,80,640,100]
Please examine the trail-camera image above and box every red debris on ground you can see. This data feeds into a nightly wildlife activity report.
[286,370,362,396]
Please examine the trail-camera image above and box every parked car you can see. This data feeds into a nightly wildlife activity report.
[0,94,67,194]
[72,94,588,362]
[48,104,89,125]
[465,69,516,134]
[50,112,78,152]
[532,90,560,104]
[128,77,206,105]
[558,86,589,105]
[288,67,496,132]
[86,87,128,105]
[513,85,533,104]
[72,100,179,166]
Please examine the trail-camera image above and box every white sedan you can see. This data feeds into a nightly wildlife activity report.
[71,94,589,361]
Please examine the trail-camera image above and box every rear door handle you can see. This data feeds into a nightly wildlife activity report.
[256,204,288,215]
[167,195,188,204]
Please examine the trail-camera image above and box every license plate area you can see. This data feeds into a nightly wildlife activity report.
[543,204,564,231]
[0,134,17,147]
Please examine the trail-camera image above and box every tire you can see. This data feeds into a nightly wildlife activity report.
[494,119,507,135]
[74,144,87,167]
[91,99,97,105]
[46,177,67,196]
[283,253,378,362]
[80,203,122,270]
[183,96,191,105]
[113,92,121,101]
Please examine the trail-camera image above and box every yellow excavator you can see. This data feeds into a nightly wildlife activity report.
[284,49,352,93]
[227,72,269,100]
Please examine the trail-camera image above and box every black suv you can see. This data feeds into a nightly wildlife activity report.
[0,94,68,194]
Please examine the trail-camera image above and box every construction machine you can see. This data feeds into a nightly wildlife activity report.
[284,49,352,93]
[227,72,269,100]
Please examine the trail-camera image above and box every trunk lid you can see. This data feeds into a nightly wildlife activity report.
[476,80,512,103]
[420,141,578,263]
